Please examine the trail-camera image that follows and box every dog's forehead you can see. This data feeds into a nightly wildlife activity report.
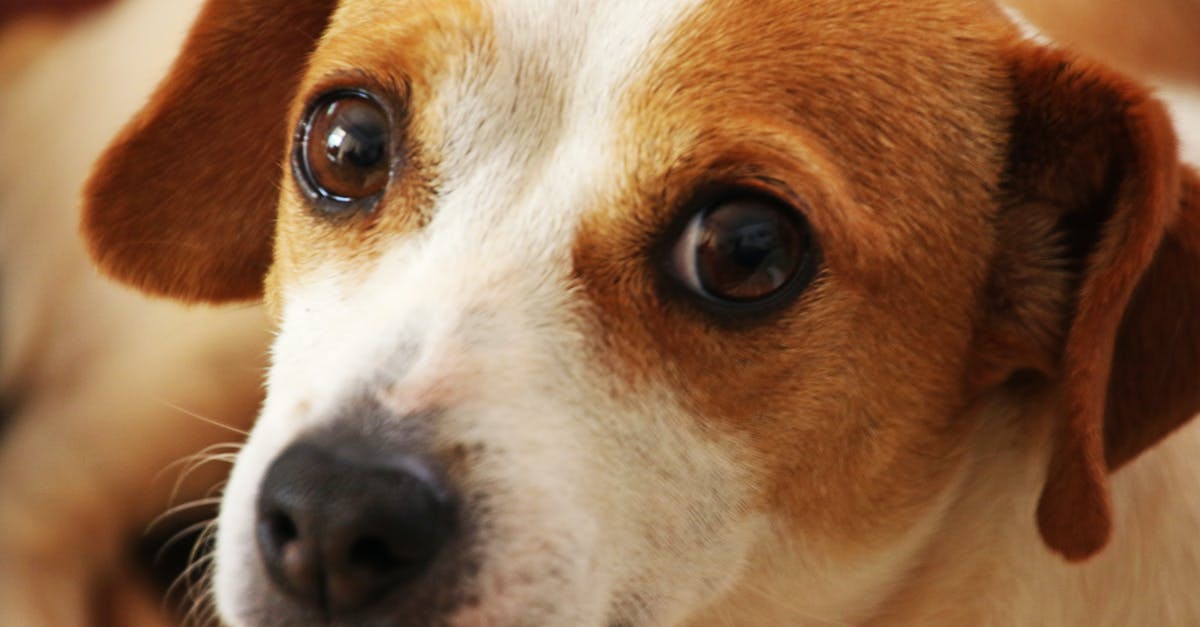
[279,0,1014,299]
[315,0,706,153]
[303,0,1013,212]
[322,0,702,76]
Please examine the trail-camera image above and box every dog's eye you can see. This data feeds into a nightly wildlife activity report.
[294,90,391,210]
[670,195,814,309]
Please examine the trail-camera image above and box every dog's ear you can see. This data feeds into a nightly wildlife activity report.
[984,42,1200,561]
[81,0,338,302]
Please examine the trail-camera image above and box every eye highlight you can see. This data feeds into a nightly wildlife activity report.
[293,89,393,213]
[668,194,816,313]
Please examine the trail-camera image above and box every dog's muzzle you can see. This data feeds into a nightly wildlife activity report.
[254,433,458,618]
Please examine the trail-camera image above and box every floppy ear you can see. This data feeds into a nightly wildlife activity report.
[81,0,338,302]
[991,43,1200,561]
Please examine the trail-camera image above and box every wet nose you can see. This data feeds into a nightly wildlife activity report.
[255,438,456,616]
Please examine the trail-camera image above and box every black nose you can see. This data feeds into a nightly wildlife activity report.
[255,438,456,616]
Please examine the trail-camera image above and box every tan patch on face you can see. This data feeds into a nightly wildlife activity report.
[574,0,1020,549]
[266,0,490,309]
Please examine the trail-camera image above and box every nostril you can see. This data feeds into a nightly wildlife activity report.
[256,508,323,605]
[266,510,298,546]
[343,524,444,578]
[348,535,403,573]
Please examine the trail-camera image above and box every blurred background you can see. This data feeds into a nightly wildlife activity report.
[0,0,111,24]
[0,0,1196,625]
[1,1,268,625]
[1005,0,1200,86]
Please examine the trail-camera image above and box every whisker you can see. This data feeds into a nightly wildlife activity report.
[171,553,216,623]
[153,445,241,514]
[159,443,243,482]
[164,448,241,509]
[147,488,224,533]
[155,399,250,436]
[174,454,238,500]
[167,551,215,601]
[205,478,231,500]
[188,520,221,573]
[154,517,221,566]
[166,520,221,626]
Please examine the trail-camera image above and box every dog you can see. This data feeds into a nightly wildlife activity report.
[5,0,1198,624]
[0,1,269,624]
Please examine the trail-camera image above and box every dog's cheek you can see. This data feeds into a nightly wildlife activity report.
[579,397,763,624]
[414,363,762,625]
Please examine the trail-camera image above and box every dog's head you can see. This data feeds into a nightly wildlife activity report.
[82,0,1200,624]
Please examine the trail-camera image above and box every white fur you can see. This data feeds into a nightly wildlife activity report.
[999,3,1054,47]
[1162,87,1200,165]
[876,403,1200,626]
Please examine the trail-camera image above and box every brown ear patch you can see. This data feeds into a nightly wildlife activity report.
[81,0,338,302]
[1001,43,1198,560]
[1105,172,1200,467]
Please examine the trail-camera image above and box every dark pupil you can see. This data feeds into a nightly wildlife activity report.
[306,96,390,201]
[325,104,386,169]
[697,201,803,301]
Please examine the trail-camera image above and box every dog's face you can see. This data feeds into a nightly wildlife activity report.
[83,0,1200,625]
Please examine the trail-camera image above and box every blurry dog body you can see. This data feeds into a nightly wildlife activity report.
[0,1,267,624]
[7,0,1200,626]
[1005,0,1200,85]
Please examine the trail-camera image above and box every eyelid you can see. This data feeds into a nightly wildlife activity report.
[299,71,411,123]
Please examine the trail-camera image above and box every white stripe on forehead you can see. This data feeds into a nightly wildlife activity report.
[431,0,704,238]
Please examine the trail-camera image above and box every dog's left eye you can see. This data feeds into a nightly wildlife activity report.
[293,90,392,211]
[669,195,815,311]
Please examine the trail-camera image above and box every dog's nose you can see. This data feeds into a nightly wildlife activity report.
[255,438,456,616]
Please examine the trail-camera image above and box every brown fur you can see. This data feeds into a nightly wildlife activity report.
[574,0,1015,553]
[999,44,1199,559]
[575,0,1200,563]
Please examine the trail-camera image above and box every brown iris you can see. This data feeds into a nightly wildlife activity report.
[670,195,812,308]
[295,90,391,210]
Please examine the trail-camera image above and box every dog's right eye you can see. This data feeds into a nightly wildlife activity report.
[667,193,817,315]
[293,90,392,212]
